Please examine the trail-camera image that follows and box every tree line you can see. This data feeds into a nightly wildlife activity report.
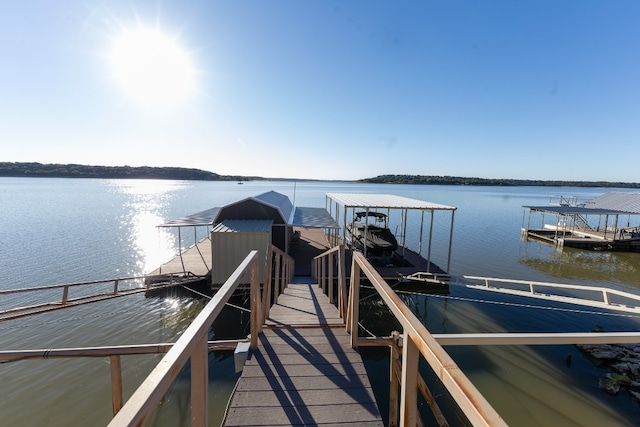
[359,174,640,188]
[0,162,257,181]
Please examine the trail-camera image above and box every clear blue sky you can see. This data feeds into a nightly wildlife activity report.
[1,1,638,181]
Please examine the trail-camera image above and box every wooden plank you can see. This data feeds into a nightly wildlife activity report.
[234,374,375,392]
[229,388,377,407]
[240,352,364,366]
[224,280,383,427]
[240,361,369,378]
[148,238,211,276]
[224,403,382,426]
[265,283,345,327]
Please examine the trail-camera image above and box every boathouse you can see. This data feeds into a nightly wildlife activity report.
[157,191,340,284]
[522,192,640,251]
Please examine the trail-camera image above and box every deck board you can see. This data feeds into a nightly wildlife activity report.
[223,279,383,427]
[147,238,212,277]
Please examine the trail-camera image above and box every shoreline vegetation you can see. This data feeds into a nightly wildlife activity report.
[1,162,639,188]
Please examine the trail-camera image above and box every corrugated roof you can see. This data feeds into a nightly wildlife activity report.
[326,193,456,211]
[523,206,628,215]
[291,207,340,229]
[524,192,640,216]
[212,220,273,233]
[158,191,335,228]
[583,192,640,215]
[253,191,293,223]
[158,207,220,227]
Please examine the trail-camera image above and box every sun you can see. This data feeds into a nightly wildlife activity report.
[109,27,196,109]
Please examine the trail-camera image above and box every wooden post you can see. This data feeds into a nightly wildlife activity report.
[262,250,272,324]
[274,253,281,299]
[400,334,419,426]
[250,257,261,350]
[389,331,400,427]
[321,256,326,292]
[328,253,334,303]
[61,285,69,305]
[110,355,123,416]
[113,279,119,295]
[338,244,346,319]
[190,336,208,427]
[349,258,361,348]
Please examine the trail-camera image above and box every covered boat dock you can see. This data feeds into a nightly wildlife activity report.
[522,192,640,251]
[326,193,457,276]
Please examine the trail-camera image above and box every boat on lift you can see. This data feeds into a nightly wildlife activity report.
[346,211,398,257]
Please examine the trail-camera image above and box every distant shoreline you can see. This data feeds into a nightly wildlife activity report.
[1,162,638,188]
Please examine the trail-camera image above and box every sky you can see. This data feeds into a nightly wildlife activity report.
[1,1,639,182]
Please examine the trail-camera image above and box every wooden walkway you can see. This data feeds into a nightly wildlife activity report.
[223,278,383,426]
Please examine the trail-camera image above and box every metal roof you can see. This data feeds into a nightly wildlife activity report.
[326,193,456,211]
[291,207,340,229]
[524,192,640,216]
[523,206,629,215]
[158,207,220,227]
[252,191,293,223]
[212,220,273,233]
[159,191,335,228]
[583,192,640,215]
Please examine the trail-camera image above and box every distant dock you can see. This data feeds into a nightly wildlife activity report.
[522,192,640,252]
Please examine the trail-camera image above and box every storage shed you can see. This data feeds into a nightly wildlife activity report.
[211,220,272,286]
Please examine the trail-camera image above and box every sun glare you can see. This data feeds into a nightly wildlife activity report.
[109,28,196,109]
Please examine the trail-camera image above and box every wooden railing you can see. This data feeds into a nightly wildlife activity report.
[459,275,640,314]
[313,244,347,319]
[0,273,202,321]
[0,340,244,418]
[108,250,262,426]
[0,276,144,321]
[348,251,508,427]
[262,244,295,323]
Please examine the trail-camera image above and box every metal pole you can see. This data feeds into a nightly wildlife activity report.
[418,210,425,256]
[427,211,434,273]
[446,210,455,273]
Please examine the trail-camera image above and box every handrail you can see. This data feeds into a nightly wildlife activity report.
[459,275,640,314]
[348,251,507,427]
[108,250,261,427]
[313,244,347,319]
[0,340,245,362]
[262,244,295,323]
[0,273,198,321]
[0,275,146,296]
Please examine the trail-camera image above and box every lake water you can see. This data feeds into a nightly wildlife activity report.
[1,178,639,426]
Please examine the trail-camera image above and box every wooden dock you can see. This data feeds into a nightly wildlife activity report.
[223,278,383,426]
[147,238,212,277]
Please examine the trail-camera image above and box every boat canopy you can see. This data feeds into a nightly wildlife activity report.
[326,193,456,211]
[524,192,640,217]
[522,206,629,216]
[326,192,457,273]
[583,192,640,215]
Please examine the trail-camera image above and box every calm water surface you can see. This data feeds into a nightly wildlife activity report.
[1,178,639,426]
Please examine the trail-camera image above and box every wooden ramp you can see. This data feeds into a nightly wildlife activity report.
[223,278,383,427]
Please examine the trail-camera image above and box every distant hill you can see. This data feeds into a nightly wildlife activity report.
[360,174,640,188]
[0,162,260,181]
